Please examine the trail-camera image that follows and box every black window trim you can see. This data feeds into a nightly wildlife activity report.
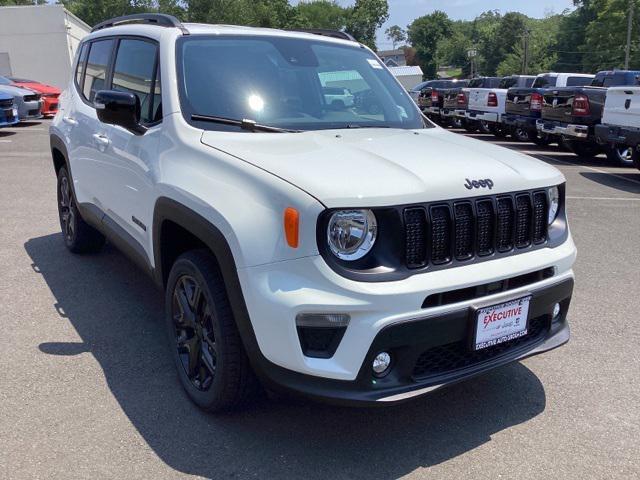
[74,34,162,127]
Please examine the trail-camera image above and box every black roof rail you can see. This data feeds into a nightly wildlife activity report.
[91,13,189,35]
[292,28,356,42]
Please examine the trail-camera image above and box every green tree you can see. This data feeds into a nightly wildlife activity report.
[407,10,453,79]
[385,24,406,49]
[294,1,347,30]
[345,0,389,50]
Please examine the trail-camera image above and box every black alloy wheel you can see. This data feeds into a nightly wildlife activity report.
[171,274,218,391]
[58,173,75,244]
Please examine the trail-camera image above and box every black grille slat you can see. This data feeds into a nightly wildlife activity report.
[402,190,547,269]
[430,206,452,264]
[515,194,533,248]
[496,197,515,252]
[0,99,13,108]
[475,199,494,256]
[532,192,547,243]
[454,203,474,260]
[404,207,428,268]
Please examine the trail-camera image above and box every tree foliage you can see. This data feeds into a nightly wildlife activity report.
[407,11,452,79]
[385,24,406,49]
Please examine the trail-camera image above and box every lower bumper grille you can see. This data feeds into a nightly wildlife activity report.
[413,315,549,379]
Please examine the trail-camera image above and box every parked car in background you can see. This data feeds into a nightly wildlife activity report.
[537,70,640,165]
[595,86,640,170]
[0,91,19,128]
[416,79,456,119]
[503,73,594,145]
[439,80,469,127]
[0,76,43,121]
[354,88,383,115]
[457,77,502,131]
[408,81,429,104]
[9,77,61,116]
[322,86,354,109]
[466,75,536,136]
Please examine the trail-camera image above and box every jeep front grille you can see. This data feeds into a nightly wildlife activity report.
[403,190,548,269]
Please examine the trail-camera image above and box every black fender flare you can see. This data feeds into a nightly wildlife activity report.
[50,134,70,174]
[152,197,267,374]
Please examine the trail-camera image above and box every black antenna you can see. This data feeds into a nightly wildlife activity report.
[91,13,189,35]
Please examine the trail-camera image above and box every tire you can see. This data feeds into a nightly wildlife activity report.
[463,120,479,132]
[604,145,636,167]
[531,132,553,147]
[56,166,105,253]
[565,140,602,159]
[512,126,531,142]
[489,123,507,139]
[478,120,492,134]
[165,249,258,412]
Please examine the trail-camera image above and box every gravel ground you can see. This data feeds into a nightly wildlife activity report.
[1,120,638,479]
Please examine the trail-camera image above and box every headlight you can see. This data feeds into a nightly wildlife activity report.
[327,209,377,261]
[548,186,560,225]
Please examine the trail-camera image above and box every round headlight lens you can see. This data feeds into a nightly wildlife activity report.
[548,186,560,225]
[327,210,377,261]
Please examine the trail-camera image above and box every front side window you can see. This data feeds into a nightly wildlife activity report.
[83,39,114,102]
[177,35,425,132]
[112,39,159,124]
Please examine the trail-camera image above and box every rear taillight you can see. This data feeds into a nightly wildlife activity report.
[487,92,498,107]
[431,90,439,104]
[572,94,590,116]
[530,92,543,111]
[457,92,467,106]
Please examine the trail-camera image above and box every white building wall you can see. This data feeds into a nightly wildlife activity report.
[0,5,90,88]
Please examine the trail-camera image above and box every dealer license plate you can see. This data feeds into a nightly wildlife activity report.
[473,296,531,351]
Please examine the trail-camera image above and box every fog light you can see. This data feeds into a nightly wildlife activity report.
[372,352,392,377]
[552,303,561,320]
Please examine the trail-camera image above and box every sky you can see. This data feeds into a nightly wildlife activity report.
[290,0,577,49]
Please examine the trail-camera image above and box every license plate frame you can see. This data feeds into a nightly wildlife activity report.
[471,296,532,351]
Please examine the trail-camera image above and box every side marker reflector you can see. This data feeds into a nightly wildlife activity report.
[284,207,299,248]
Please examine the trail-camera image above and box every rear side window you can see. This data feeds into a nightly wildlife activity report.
[532,75,557,88]
[566,76,593,87]
[521,77,535,87]
[112,39,160,124]
[498,77,517,89]
[83,39,114,102]
[75,43,89,89]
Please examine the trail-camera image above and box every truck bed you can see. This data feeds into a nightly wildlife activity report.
[602,87,640,128]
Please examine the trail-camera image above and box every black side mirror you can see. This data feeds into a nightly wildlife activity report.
[94,90,146,135]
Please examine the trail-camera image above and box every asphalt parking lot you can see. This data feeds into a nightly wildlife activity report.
[1,119,639,479]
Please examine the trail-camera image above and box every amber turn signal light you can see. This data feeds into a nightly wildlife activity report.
[284,207,299,248]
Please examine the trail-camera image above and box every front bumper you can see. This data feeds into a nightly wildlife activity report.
[466,110,499,123]
[536,119,588,139]
[254,277,573,405]
[503,114,539,132]
[0,106,19,127]
[594,123,640,147]
[17,99,43,120]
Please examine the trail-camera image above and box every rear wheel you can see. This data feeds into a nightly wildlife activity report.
[463,119,478,132]
[531,132,553,147]
[489,123,507,138]
[165,249,258,412]
[565,140,602,159]
[512,126,531,142]
[604,145,637,167]
[478,120,492,134]
[57,166,105,253]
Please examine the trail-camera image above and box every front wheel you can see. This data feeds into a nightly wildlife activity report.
[604,145,637,167]
[57,166,105,253]
[165,249,258,412]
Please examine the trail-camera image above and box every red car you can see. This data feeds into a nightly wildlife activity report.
[9,77,61,116]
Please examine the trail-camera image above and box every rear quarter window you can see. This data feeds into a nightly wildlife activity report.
[566,76,593,87]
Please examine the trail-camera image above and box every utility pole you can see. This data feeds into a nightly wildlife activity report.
[522,29,530,75]
[625,0,634,70]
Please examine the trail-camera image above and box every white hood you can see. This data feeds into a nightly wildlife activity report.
[201,127,564,208]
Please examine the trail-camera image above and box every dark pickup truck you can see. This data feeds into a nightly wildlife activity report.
[441,77,500,131]
[417,79,459,121]
[503,73,594,144]
[537,70,640,163]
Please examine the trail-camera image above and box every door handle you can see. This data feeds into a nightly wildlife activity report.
[92,133,110,148]
[63,116,78,126]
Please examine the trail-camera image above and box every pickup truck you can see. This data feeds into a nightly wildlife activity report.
[537,70,640,165]
[503,73,594,145]
[594,86,640,169]
[442,77,501,131]
[417,79,458,121]
[439,80,469,127]
[466,75,536,136]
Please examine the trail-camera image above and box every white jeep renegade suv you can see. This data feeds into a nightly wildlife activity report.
[50,14,576,411]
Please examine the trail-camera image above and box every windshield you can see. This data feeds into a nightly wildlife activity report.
[177,35,425,132]
[532,75,557,88]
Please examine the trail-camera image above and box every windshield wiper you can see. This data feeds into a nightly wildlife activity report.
[191,114,300,133]
[344,124,392,129]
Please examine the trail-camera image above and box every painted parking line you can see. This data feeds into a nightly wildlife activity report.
[0,139,12,143]
[523,151,640,187]
[567,196,640,201]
